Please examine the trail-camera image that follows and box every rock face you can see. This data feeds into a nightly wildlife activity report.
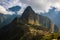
[0,6,59,40]
[20,6,58,32]
[20,6,51,27]
[20,6,40,26]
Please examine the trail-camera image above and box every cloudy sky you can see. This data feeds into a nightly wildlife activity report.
[0,0,60,14]
[0,0,60,27]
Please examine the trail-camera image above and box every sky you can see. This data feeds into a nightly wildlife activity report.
[0,0,60,15]
[0,0,60,27]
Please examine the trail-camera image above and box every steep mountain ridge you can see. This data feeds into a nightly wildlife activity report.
[20,6,58,33]
[20,6,40,26]
[0,6,59,40]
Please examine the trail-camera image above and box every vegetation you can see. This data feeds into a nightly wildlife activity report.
[19,24,60,40]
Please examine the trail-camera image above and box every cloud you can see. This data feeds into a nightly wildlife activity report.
[0,0,60,14]
[20,0,60,13]
[0,0,27,15]
[0,0,22,8]
[0,5,14,15]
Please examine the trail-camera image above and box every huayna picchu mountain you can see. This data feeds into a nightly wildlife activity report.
[0,6,59,40]
[20,6,40,26]
[20,6,59,33]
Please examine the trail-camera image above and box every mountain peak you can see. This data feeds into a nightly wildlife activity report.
[21,6,40,26]
[23,6,34,14]
[21,6,35,18]
[26,6,32,10]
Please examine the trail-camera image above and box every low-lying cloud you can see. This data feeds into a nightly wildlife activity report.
[0,5,14,15]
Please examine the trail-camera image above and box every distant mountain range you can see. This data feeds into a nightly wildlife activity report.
[0,13,17,27]
[0,6,59,40]
[0,6,21,27]
[40,7,60,28]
